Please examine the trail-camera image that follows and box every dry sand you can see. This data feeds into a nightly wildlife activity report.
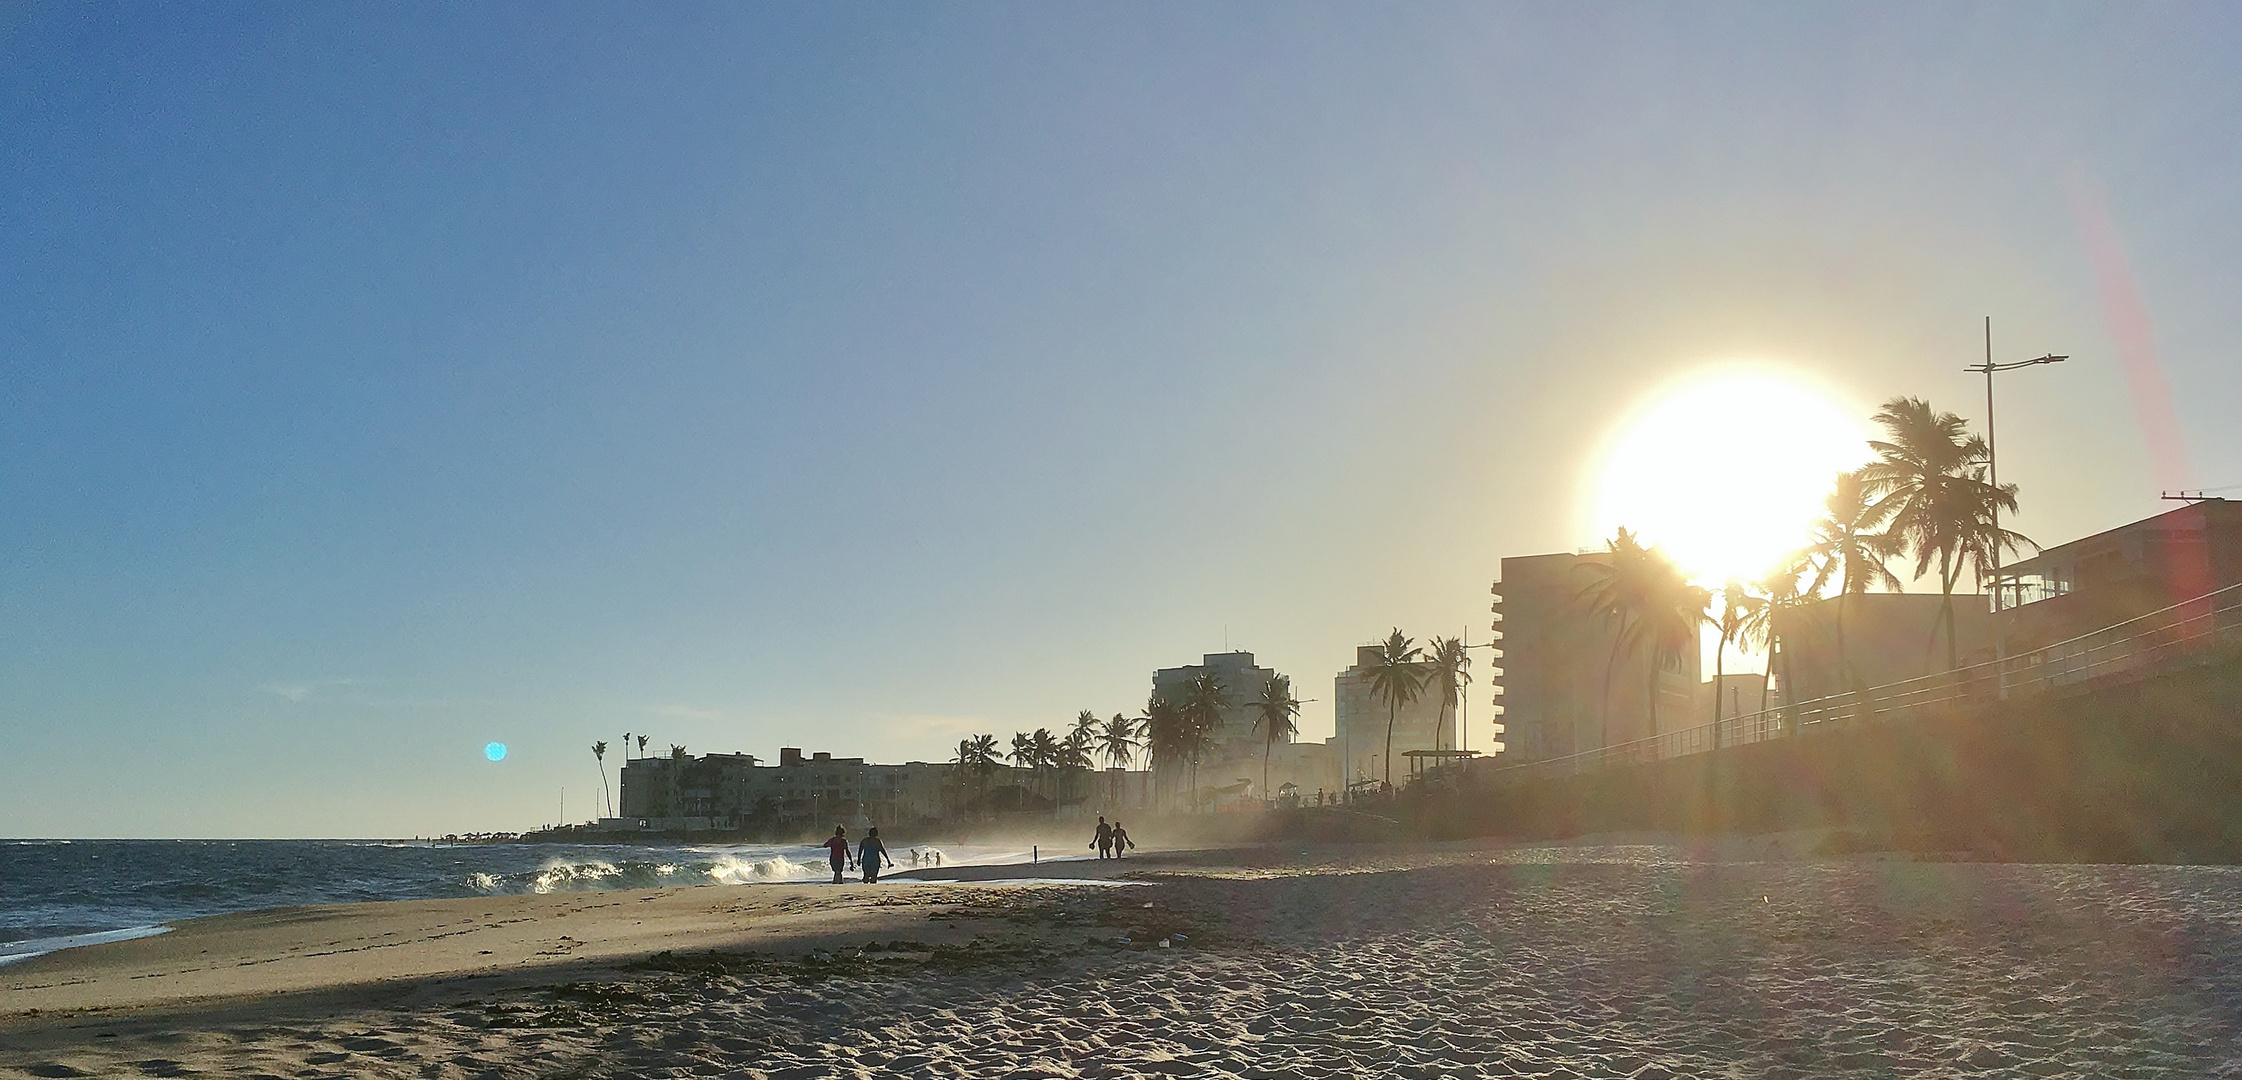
[5,839,2242,1078]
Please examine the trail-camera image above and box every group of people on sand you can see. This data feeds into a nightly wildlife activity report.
[818,818,1135,883]
[1091,816,1135,860]
[818,825,944,884]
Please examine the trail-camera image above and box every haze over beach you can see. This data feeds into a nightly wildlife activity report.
[9,6,2242,1079]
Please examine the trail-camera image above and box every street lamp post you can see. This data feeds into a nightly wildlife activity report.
[1965,316,2066,613]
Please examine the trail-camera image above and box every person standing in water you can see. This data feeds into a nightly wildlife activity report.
[1110,820,1134,858]
[858,827,891,883]
[818,825,854,884]
[1092,816,1113,859]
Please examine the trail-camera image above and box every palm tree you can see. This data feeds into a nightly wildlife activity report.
[1424,636,1471,754]
[1244,673,1302,800]
[1799,469,1905,688]
[1738,562,1799,722]
[592,741,612,818]
[1364,629,1426,791]
[1141,694,1188,812]
[636,734,649,759]
[1706,583,1764,747]
[956,733,1001,814]
[1097,713,1140,806]
[1578,530,1706,751]
[1179,671,1229,813]
[1030,728,1062,806]
[1056,728,1094,807]
[1009,731,1040,805]
[623,732,633,761]
[664,744,689,819]
[1860,397,2030,670]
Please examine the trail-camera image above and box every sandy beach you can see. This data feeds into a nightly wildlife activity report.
[6,838,2242,1078]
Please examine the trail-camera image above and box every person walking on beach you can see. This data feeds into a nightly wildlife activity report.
[858,827,891,883]
[1092,816,1113,859]
[1110,821,1134,858]
[818,826,855,884]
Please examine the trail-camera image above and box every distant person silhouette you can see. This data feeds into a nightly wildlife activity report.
[859,827,890,883]
[1092,816,1113,859]
[1110,821,1134,858]
[818,826,854,883]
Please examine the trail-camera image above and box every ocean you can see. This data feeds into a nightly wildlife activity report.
[0,838,1010,966]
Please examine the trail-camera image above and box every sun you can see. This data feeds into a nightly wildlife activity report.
[1585,369,1873,585]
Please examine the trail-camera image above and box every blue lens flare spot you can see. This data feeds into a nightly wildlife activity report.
[484,742,508,762]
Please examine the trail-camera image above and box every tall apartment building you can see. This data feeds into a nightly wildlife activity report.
[1150,651,1333,800]
[1330,643,1453,787]
[1489,552,1700,764]
[1151,651,1281,757]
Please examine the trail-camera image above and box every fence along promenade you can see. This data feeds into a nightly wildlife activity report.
[1487,581,2242,783]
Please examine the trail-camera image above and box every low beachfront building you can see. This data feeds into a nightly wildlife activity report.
[615,747,951,833]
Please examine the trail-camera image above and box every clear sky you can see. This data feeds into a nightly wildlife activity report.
[4,4,2238,837]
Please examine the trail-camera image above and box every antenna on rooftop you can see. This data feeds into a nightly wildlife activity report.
[2162,490,2206,503]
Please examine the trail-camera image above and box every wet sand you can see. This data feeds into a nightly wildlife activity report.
[6,839,2242,1078]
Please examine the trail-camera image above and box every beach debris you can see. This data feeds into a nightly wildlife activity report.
[1157,938,1171,948]
[1114,936,1132,946]
[1170,933,1188,944]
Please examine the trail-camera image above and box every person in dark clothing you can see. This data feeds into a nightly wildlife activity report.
[818,825,854,883]
[1092,816,1113,859]
[1110,821,1135,858]
[858,827,890,883]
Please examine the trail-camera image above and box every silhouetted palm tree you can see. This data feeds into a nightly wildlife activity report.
[1364,629,1426,791]
[1179,671,1228,813]
[1579,530,1706,749]
[664,744,689,819]
[1424,636,1471,753]
[636,734,649,759]
[592,741,611,818]
[1244,673,1302,800]
[1009,731,1040,805]
[1141,694,1188,812]
[1801,469,1905,688]
[1056,728,1094,807]
[1097,713,1140,805]
[1738,563,1798,721]
[1860,398,2030,670]
[1706,584,1764,746]
[956,733,1001,814]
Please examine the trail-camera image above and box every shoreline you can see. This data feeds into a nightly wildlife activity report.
[7,836,2240,1077]
[0,845,1189,1026]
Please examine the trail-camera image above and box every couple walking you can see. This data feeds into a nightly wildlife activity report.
[818,825,891,883]
[1091,816,1135,859]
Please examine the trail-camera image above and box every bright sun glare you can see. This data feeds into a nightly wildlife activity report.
[1588,370,1873,585]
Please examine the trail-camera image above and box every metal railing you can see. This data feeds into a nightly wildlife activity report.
[1486,581,2242,784]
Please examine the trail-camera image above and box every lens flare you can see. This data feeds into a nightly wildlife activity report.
[484,742,508,762]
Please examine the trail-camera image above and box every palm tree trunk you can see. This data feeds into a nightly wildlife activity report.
[1599,633,1625,765]
[1263,740,1272,806]
[1835,589,1850,691]
[1710,636,1727,750]
[1938,547,1958,671]
[1383,702,1398,791]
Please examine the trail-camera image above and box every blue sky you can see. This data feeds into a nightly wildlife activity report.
[4,4,2239,836]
